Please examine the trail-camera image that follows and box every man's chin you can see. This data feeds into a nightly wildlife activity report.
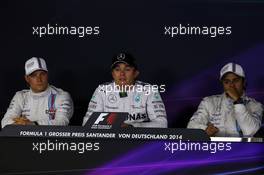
[116,82,127,86]
[32,86,48,93]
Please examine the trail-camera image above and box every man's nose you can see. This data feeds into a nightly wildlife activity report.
[229,81,235,87]
[36,75,42,82]
[120,70,125,76]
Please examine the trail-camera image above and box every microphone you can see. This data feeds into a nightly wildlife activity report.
[119,92,128,98]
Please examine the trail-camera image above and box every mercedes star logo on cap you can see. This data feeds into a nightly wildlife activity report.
[117,53,126,60]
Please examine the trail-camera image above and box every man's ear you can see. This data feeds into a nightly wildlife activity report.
[24,75,29,84]
[134,70,140,79]
[243,79,247,90]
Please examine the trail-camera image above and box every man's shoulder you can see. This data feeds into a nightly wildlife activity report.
[135,80,150,86]
[17,89,30,94]
[8,89,30,104]
[96,81,113,93]
[202,94,223,103]
[100,81,113,86]
[49,86,70,97]
[15,89,30,97]
[244,96,263,107]
[134,81,152,92]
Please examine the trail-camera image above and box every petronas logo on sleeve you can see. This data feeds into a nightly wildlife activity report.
[135,95,141,103]
[154,93,160,100]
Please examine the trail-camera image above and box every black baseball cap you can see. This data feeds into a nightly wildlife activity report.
[111,52,138,70]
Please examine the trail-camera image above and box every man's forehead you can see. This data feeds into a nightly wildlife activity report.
[114,63,134,68]
[28,70,47,76]
[222,72,241,79]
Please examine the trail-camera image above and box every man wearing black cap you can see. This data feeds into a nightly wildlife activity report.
[82,52,167,128]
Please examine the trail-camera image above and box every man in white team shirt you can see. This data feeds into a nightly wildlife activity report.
[187,63,263,137]
[1,57,73,128]
[82,52,167,128]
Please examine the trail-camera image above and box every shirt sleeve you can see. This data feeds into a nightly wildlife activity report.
[234,101,263,136]
[133,91,168,128]
[1,92,23,128]
[187,98,210,130]
[82,86,104,126]
[37,92,74,126]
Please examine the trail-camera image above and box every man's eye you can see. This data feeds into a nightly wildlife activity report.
[223,80,230,84]
[234,78,241,83]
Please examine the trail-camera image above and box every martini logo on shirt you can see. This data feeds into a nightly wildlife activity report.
[46,109,57,120]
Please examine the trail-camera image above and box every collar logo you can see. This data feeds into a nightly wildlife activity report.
[117,53,126,60]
